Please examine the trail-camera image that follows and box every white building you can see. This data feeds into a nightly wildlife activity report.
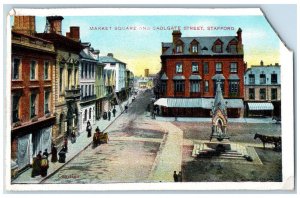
[99,53,127,103]
[79,43,99,132]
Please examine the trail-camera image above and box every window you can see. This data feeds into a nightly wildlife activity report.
[89,108,92,119]
[89,85,92,96]
[229,81,239,94]
[44,91,50,114]
[89,64,91,78]
[81,64,84,79]
[30,60,36,80]
[229,45,237,53]
[176,45,183,53]
[92,64,94,78]
[44,61,49,80]
[74,69,78,86]
[271,74,278,84]
[174,80,185,92]
[59,67,63,93]
[85,85,88,96]
[85,63,88,78]
[249,88,255,99]
[176,63,183,73]
[203,62,209,74]
[204,80,209,92]
[192,45,198,53]
[92,85,94,95]
[215,44,222,53]
[215,63,222,74]
[259,88,266,100]
[12,95,20,122]
[81,85,84,98]
[192,62,198,73]
[260,74,266,84]
[84,109,87,121]
[12,58,20,80]
[161,81,167,94]
[271,88,277,100]
[68,69,72,89]
[190,81,200,93]
[249,74,255,84]
[30,93,37,118]
[230,63,237,73]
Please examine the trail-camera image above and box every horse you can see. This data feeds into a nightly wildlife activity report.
[254,133,281,150]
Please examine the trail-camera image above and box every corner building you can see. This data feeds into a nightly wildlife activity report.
[157,29,246,118]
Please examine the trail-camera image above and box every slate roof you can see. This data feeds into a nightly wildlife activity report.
[173,75,185,80]
[162,36,242,56]
[80,51,97,61]
[212,74,225,80]
[228,74,240,80]
[98,56,126,64]
[160,73,169,80]
[189,74,202,80]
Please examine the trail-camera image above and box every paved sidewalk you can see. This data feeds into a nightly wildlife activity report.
[12,95,134,184]
[155,116,276,124]
[148,121,183,182]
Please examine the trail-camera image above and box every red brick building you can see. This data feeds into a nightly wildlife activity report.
[11,16,56,174]
[156,29,246,117]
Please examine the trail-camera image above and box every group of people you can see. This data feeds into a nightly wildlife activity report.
[173,171,183,182]
[31,142,68,178]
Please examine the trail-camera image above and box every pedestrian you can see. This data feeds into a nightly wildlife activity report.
[108,110,111,121]
[112,108,116,117]
[178,171,182,182]
[173,171,178,182]
[62,137,68,153]
[125,105,128,113]
[156,106,160,116]
[51,143,58,163]
[31,152,42,177]
[40,155,49,177]
[86,120,92,137]
[58,148,66,163]
[43,149,49,159]
[71,131,76,143]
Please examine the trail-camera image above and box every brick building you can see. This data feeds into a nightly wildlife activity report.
[37,16,83,143]
[155,29,246,117]
[244,61,281,117]
[11,16,56,174]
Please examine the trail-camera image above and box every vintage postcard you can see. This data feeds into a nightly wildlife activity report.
[5,8,294,191]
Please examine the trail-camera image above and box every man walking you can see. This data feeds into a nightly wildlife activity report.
[108,110,111,121]
[173,171,178,182]
[112,108,116,117]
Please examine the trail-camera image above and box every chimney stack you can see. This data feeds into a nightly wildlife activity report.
[46,16,64,35]
[260,60,264,66]
[70,26,80,41]
[13,16,36,35]
[107,53,114,57]
[172,30,182,43]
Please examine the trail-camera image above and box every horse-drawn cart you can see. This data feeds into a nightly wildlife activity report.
[93,132,109,147]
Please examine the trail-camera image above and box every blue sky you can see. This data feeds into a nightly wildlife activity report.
[17,15,280,76]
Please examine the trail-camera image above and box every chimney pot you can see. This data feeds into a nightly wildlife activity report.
[172,30,182,43]
[107,53,113,57]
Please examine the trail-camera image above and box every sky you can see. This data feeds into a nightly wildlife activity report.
[18,15,280,76]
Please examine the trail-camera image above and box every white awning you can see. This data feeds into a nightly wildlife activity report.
[154,98,244,109]
[248,103,274,110]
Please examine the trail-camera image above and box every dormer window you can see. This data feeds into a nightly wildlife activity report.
[229,44,237,53]
[215,44,222,53]
[192,45,198,53]
[176,45,183,53]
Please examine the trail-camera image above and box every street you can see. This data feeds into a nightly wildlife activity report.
[44,90,166,183]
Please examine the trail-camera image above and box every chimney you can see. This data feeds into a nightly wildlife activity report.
[46,16,64,35]
[172,30,182,43]
[237,28,243,53]
[70,26,80,41]
[13,16,36,35]
[275,63,279,66]
[260,60,264,66]
[107,53,114,57]
[66,32,70,38]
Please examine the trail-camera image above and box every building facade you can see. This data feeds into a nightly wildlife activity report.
[37,16,83,143]
[244,61,281,117]
[156,29,246,117]
[11,17,56,174]
[95,60,106,120]
[78,43,99,132]
[99,53,127,110]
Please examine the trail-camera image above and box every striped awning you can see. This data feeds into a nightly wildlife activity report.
[154,98,244,109]
[248,103,274,110]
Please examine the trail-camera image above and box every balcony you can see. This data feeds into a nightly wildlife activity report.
[81,94,97,102]
[65,85,81,101]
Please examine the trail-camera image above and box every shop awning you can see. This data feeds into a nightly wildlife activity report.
[154,98,244,109]
[248,103,274,111]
